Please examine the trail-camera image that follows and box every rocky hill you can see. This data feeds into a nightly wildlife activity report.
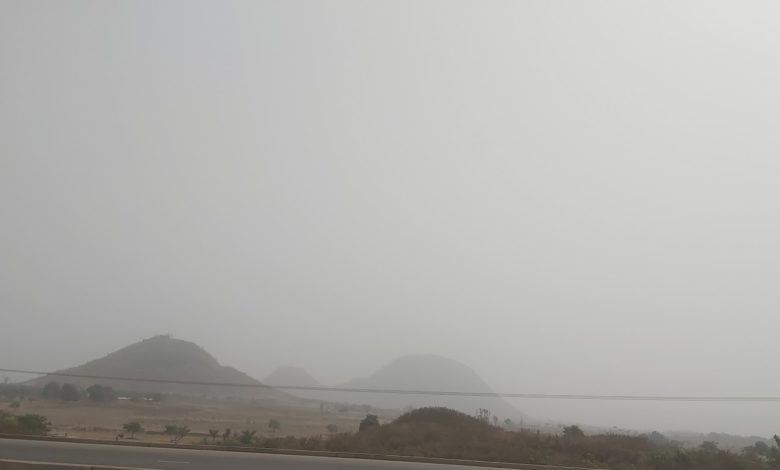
[26,335,294,401]
[335,354,524,420]
[262,366,325,400]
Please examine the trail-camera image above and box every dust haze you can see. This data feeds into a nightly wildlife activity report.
[2,1,779,437]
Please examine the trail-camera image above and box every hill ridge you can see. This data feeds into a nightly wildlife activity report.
[263,366,323,388]
[262,366,325,400]
[26,335,293,401]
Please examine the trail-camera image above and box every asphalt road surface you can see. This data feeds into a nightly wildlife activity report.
[0,438,503,470]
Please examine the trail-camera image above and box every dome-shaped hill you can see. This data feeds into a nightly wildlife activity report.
[347,407,503,460]
[394,407,493,431]
[348,355,492,391]
[26,335,294,401]
[77,335,222,377]
[263,366,322,388]
[262,366,324,400]
[337,354,525,420]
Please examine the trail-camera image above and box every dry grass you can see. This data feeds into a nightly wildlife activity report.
[3,397,399,443]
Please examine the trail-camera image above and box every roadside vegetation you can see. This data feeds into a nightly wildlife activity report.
[0,411,50,435]
[204,407,777,470]
[163,424,190,443]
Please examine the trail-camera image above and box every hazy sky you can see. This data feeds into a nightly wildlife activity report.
[2,1,780,436]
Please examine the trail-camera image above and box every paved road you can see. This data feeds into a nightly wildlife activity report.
[0,438,496,470]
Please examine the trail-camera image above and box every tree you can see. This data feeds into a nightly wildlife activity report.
[87,384,114,402]
[645,431,669,446]
[208,429,219,443]
[175,426,189,443]
[122,422,143,439]
[60,384,79,402]
[492,416,499,426]
[0,386,18,401]
[358,414,380,432]
[755,441,771,456]
[222,428,232,442]
[743,441,771,459]
[239,429,256,445]
[42,382,60,400]
[563,425,585,439]
[326,424,338,434]
[504,418,514,426]
[476,408,490,423]
[268,419,280,434]
[770,436,780,470]
[700,441,719,453]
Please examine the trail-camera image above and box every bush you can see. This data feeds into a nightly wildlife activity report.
[239,429,257,445]
[268,419,281,433]
[16,414,50,434]
[0,411,50,435]
[562,425,585,439]
[358,414,379,432]
[163,425,189,443]
[122,422,143,439]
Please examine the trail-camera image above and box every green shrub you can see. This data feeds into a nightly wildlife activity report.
[122,421,143,439]
[0,411,50,435]
[358,414,379,432]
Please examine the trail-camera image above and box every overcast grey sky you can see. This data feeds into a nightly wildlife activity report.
[2,1,780,436]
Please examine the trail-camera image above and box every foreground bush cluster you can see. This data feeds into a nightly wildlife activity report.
[0,411,50,435]
[212,408,775,470]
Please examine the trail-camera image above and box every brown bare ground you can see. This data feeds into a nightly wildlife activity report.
[5,398,399,444]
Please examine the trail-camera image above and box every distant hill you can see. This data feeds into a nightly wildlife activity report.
[262,366,324,400]
[26,335,294,401]
[335,354,525,420]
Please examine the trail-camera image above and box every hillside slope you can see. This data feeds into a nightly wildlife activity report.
[27,335,294,401]
[263,366,325,400]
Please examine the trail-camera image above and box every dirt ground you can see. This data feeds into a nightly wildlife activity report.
[5,397,400,444]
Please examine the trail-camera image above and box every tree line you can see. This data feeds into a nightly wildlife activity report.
[40,382,164,403]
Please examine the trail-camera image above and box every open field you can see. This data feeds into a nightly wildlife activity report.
[3,397,399,443]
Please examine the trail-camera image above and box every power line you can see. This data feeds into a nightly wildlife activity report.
[1,367,778,402]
